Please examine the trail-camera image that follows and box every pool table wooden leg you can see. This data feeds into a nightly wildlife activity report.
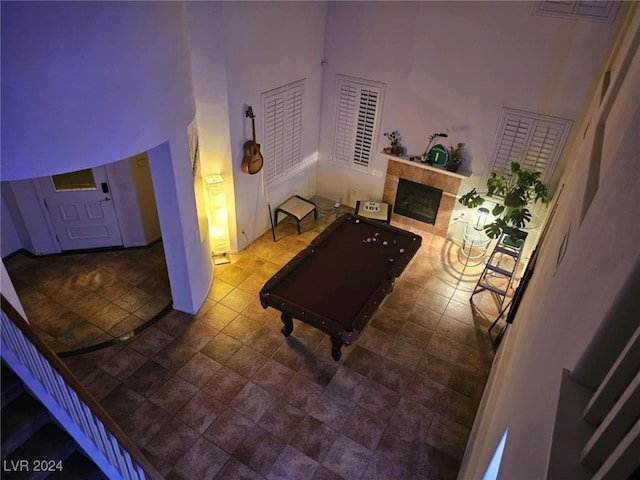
[280,314,293,337]
[330,335,343,361]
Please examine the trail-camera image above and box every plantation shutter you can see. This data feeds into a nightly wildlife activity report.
[493,117,533,175]
[489,108,572,182]
[522,121,564,174]
[533,1,621,23]
[334,82,357,165]
[262,79,305,184]
[333,76,384,170]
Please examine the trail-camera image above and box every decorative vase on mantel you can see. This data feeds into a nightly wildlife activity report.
[447,162,460,173]
[384,144,405,156]
[383,131,405,157]
[446,143,465,173]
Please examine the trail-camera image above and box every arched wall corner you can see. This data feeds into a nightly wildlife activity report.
[147,140,212,315]
[1,260,27,320]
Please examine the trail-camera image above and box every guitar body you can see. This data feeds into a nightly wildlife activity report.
[242,140,264,175]
[241,106,264,175]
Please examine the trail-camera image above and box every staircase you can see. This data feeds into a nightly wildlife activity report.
[1,362,107,480]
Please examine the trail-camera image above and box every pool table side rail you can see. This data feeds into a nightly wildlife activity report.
[259,291,344,337]
[260,271,397,339]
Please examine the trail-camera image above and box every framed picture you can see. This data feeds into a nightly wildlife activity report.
[188,119,200,180]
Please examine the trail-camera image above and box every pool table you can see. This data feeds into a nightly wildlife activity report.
[259,213,422,360]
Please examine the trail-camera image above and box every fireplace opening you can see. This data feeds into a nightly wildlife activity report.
[393,177,443,225]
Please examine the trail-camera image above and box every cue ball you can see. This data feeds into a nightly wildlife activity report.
[400,248,405,253]
[355,219,360,223]
[383,241,388,246]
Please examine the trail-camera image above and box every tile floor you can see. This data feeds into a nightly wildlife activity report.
[4,240,171,354]
[4,209,509,480]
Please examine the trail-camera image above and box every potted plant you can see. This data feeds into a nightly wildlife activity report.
[458,162,549,238]
[447,143,465,172]
[383,130,405,156]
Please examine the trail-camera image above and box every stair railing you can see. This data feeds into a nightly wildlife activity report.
[1,295,163,480]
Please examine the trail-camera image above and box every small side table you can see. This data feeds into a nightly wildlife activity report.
[462,223,491,259]
[311,194,342,221]
[355,201,392,224]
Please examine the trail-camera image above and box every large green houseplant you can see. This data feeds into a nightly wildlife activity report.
[459,162,549,238]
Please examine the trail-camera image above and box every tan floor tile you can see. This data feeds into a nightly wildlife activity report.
[219,287,255,312]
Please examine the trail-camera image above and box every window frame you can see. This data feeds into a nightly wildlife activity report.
[332,75,386,171]
[484,108,573,188]
[51,169,97,191]
[533,1,620,23]
[261,79,306,186]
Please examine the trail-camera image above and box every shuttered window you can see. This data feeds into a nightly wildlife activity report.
[488,108,572,183]
[533,1,620,23]
[333,75,385,170]
[262,79,305,184]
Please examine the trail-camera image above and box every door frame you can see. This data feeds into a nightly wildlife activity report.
[33,165,124,252]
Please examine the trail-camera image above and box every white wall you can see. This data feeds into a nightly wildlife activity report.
[1,186,26,258]
[1,2,196,179]
[106,153,162,247]
[0,2,211,313]
[148,139,212,314]
[186,2,236,254]
[317,1,620,212]
[1,181,59,256]
[210,1,327,248]
[458,5,640,478]
[1,261,27,320]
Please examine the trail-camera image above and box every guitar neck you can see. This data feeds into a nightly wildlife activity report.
[247,106,258,144]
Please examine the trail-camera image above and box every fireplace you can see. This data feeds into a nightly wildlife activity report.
[394,177,443,225]
[383,157,465,237]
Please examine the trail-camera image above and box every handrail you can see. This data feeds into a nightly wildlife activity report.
[1,294,163,480]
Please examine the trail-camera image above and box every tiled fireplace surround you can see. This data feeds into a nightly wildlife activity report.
[382,157,464,237]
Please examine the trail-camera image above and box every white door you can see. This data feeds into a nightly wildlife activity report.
[38,166,123,250]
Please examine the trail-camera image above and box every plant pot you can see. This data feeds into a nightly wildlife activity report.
[391,145,404,156]
[384,145,404,156]
[446,163,460,172]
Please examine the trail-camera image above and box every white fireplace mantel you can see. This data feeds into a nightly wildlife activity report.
[382,152,472,179]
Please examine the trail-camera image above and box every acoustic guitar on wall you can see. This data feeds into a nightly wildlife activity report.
[241,106,264,175]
